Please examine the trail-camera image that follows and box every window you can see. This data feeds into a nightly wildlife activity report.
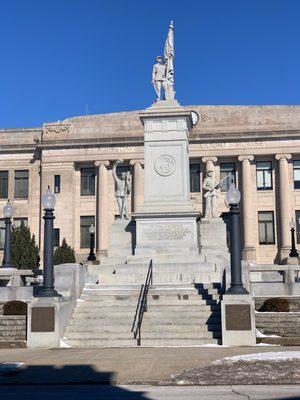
[80,216,95,248]
[14,170,29,198]
[293,161,300,189]
[0,171,8,199]
[0,219,5,250]
[81,168,95,196]
[189,164,200,192]
[220,163,236,192]
[54,175,61,193]
[295,211,300,244]
[256,162,272,190]
[54,228,60,247]
[13,218,28,228]
[258,211,275,244]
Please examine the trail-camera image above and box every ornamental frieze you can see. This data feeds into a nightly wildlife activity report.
[43,123,72,138]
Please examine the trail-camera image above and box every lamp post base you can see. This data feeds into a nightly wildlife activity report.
[289,249,299,258]
[2,262,16,268]
[38,287,62,297]
[226,285,249,295]
[87,254,96,261]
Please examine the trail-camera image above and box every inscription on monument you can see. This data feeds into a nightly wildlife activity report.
[31,307,55,333]
[225,304,252,331]
[140,223,193,241]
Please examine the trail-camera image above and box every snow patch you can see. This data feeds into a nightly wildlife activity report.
[213,351,300,364]
[60,339,73,348]
[255,343,277,347]
[256,328,280,338]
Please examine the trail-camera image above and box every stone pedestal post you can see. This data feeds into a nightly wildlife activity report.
[134,103,199,256]
[130,160,144,212]
[95,161,110,256]
[221,294,256,346]
[238,155,256,262]
[275,154,292,260]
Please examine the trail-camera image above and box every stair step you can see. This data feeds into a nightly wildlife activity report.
[66,323,221,333]
[140,331,221,339]
[142,317,221,325]
[64,331,221,340]
[63,338,137,347]
[80,293,220,301]
[139,338,220,346]
[65,331,135,339]
[75,304,220,312]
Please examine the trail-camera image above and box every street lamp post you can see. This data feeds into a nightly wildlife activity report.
[87,224,96,261]
[39,186,60,297]
[226,183,249,295]
[289,218,299,258]
[2,200,14,268]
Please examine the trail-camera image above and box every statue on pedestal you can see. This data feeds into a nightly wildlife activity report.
[112,160,131,220]
[152,21,175,101]
[203,171,230,219]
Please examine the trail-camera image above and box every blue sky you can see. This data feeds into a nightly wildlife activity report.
[0,0,299,128]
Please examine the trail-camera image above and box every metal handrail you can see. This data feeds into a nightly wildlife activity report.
[133,259,153,346]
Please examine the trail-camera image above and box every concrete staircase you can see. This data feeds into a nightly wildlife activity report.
[63,283,222,347]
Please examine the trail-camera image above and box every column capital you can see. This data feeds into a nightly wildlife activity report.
[202,156,217,163]
[238,155,254,162]
[275,154,292,161]
[130,159,144,166]
[95,160,110,168]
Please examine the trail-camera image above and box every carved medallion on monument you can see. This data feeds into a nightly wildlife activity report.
[154,155,176,177]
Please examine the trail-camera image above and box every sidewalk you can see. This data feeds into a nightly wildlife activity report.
[0,346,300,385]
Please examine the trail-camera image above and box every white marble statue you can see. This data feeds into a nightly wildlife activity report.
[112,160,131,220]
[203,171,230,219]
[152,21,175,101]
[152,56,168,101]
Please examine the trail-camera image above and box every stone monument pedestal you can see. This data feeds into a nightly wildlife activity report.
[199,218,229,261]
[133,102,199,257]
[221,294,256,346]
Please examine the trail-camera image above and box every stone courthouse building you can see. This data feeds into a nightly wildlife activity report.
[1,105,300,265]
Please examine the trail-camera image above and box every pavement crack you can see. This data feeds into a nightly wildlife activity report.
[230,386,251,400]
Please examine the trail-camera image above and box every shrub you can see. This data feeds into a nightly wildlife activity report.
[3,300,27,315]
[11,221,40,270]
[54,238,76,265]
[259,297,290,312]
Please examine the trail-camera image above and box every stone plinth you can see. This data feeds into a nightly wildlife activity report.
[199,218,229,260]
[27,296,77,348]
[101,219,135,264]
[221,294,256,346]
[134,102,199,255]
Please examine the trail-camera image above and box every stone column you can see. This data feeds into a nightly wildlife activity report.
[130,159,144,212]
[95,161,110,255]
[275,154,292,260]
[238,155,256,262]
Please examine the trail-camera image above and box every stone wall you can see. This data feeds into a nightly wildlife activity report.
[256,312,300,337]
[0,301,27,348]
[0,316,26,348]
